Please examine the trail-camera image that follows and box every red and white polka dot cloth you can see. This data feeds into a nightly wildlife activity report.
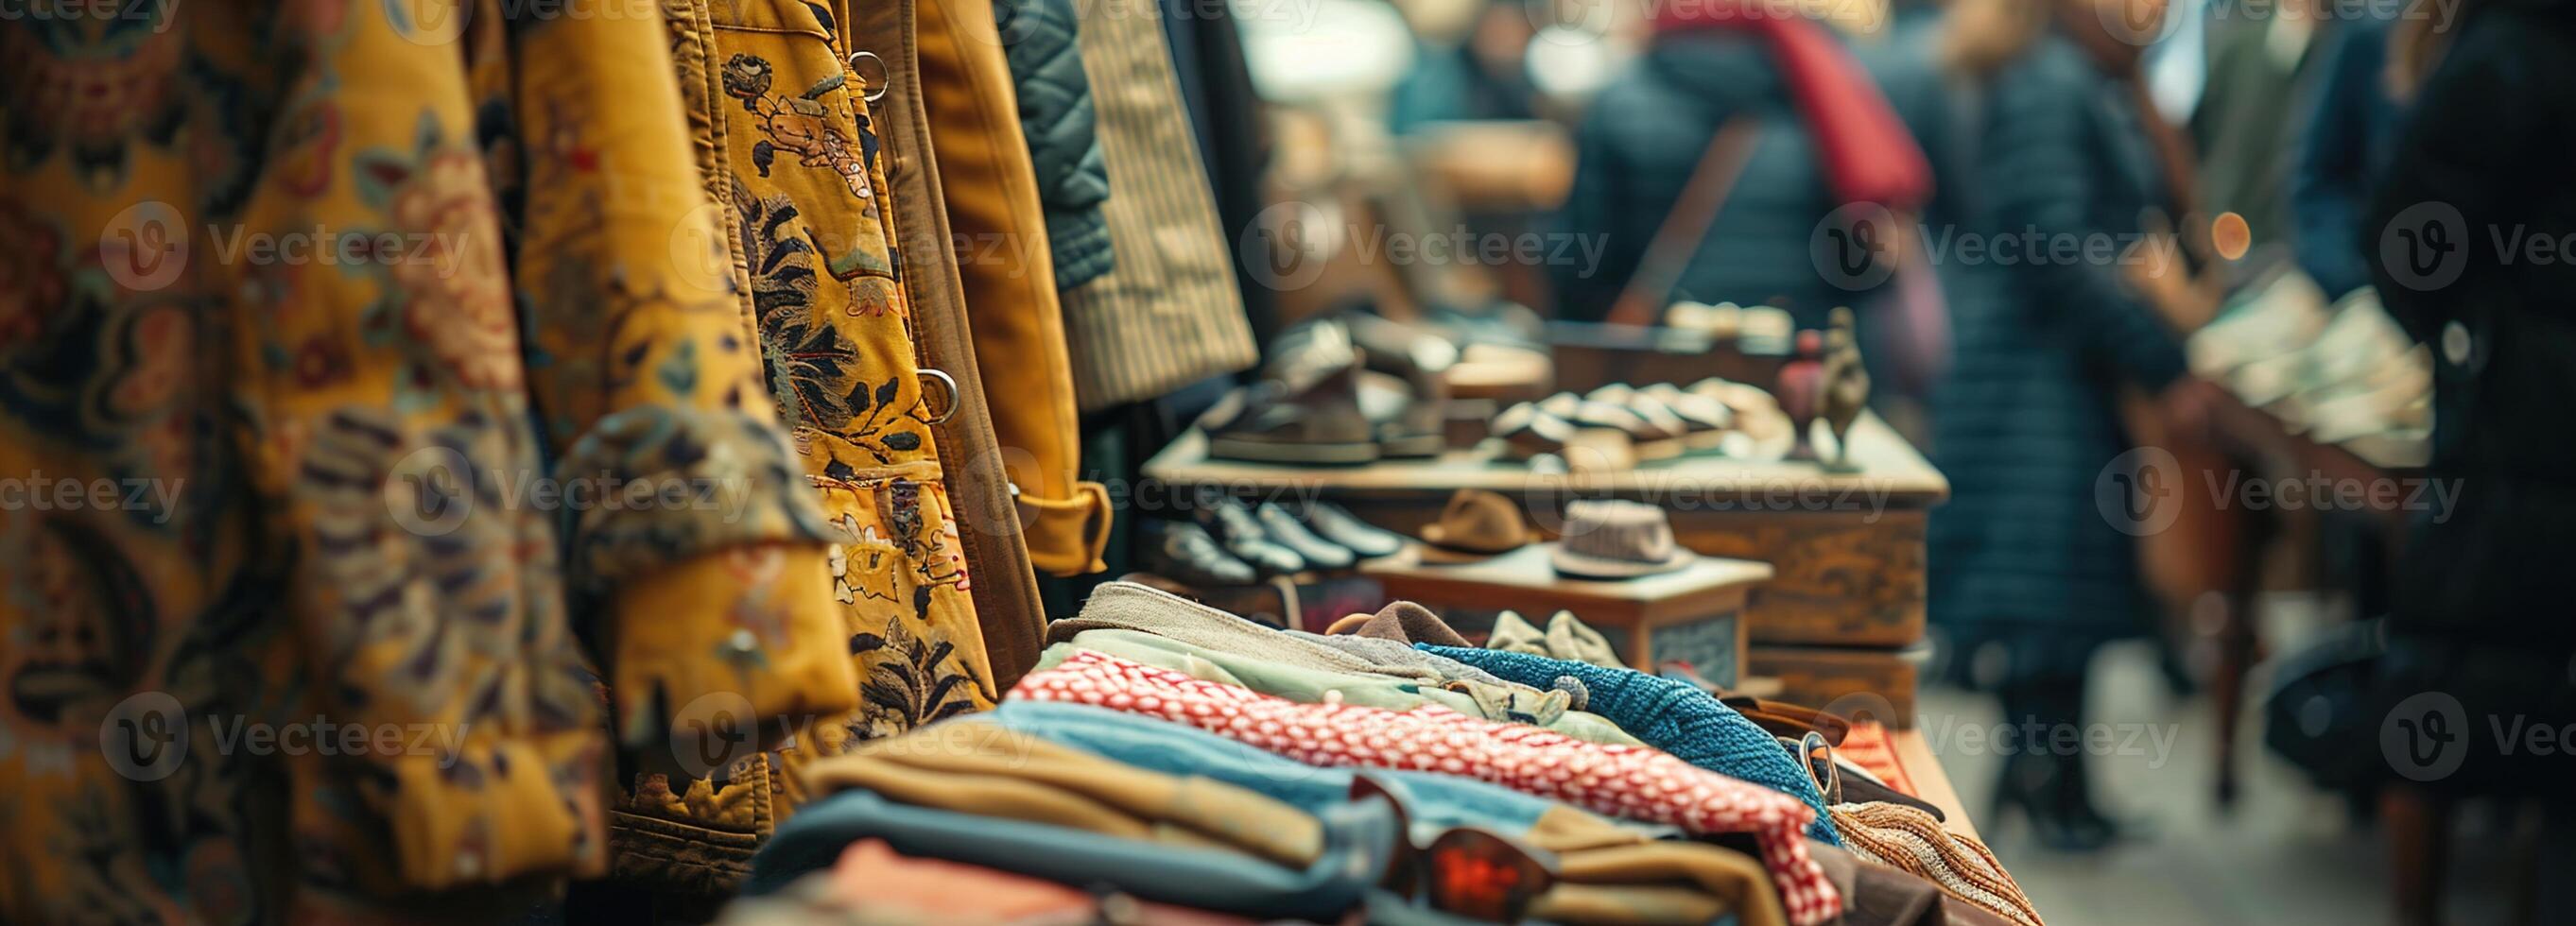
[1011,649,1842,925]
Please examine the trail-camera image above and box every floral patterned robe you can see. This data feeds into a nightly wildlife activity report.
[0,1,892,920]
[601,0,1004,893]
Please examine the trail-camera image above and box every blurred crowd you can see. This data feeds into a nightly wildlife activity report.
[1233,0,2575,915]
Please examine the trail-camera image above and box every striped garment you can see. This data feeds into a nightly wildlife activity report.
[1830,801,2045,926]
[1057,0,1258,411]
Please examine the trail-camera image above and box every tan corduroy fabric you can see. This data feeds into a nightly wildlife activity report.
[1830,802,2044,926]
[1057,0,1258,411]
[800,721,1325,867]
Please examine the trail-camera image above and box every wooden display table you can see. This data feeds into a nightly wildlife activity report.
[1147,411,1948,722]
[1363,544,1770,686]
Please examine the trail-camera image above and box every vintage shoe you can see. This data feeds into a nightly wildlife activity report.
[1139,520,1256,587]
[1193,491,1306,575]
[1640,382,1733,450]
[1300,500,1406,558]
[1202,321,1379,465]
[1690,378,1793,460]
[1585,384,1691,459]
[1357,369,1444,459]
[1254,501,1356,571]
[1538,391,1671,459]
[1491,401,1576,460]
[1348,313,1455,458]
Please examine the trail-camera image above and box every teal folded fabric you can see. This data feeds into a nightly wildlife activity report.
[748,787,1395,920]
[1425,645,1841,844]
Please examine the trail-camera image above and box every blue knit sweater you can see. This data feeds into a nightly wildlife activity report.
[1423,645,1839,844]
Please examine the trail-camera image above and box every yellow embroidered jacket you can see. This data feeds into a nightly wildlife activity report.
[0,1,865,918]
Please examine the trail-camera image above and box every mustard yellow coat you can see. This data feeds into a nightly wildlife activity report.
[0,1,903,918]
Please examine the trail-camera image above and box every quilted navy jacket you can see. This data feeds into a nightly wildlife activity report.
[1927,32,2187,685]
[995,0,1115,288]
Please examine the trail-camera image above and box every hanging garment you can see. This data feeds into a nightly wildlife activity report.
[992,0,1115,291]
[1013,649,1844,926]
[607,0,1024,894]
[1056,0,1259,412]
[0,1,859,919]
[835,0,1053,680]
[913,0,1113,576]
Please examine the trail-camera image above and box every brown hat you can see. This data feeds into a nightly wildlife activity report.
[1417,489,1530,562]
[1549,499,1694,578]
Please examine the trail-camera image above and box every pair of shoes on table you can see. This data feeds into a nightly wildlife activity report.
[1491,384,1738,465]
[1202,317,1462,465]
[1143,494,1409,585]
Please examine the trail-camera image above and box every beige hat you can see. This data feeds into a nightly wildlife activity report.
[1418,489,1531,563]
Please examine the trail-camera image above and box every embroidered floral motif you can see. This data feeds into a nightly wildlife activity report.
[354,115,519,393]
[0,17,186,187]
[849,615,984,740]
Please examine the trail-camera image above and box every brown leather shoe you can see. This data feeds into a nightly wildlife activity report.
[1348,313,1456,458]
[1202,321,1378,465]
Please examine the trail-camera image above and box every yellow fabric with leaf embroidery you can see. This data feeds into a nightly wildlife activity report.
[0,1,856,919]
[603,0,1003,894]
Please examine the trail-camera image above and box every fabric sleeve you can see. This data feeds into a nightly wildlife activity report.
[501,8,859,747]
[2289,21,2385,301]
